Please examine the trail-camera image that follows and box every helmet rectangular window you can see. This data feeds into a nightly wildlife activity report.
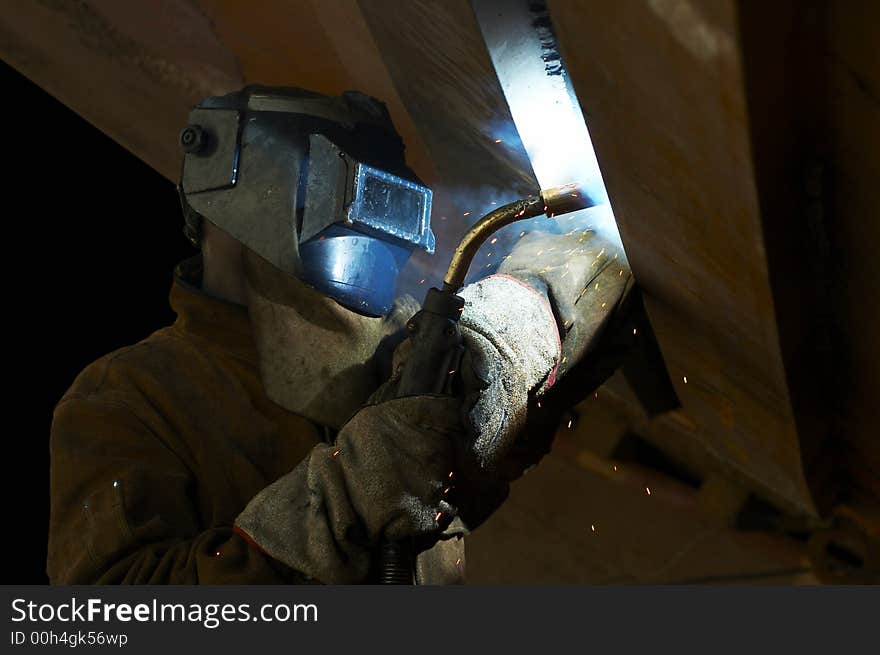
[351,164,432,251]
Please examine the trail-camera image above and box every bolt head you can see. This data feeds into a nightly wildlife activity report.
[180,125,206,154]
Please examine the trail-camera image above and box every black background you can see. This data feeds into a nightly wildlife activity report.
[4,59,194,583]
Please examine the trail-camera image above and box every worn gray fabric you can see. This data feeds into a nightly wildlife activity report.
[457,275,561,472]
[243,248,418,430]
[498,231,632,379]
[234,395,466,584]
[414,522,466,585]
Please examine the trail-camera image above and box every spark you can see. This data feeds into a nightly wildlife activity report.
[646,487,652,496]
[332,449,341,458]
[456,558,462,567]
[519,231,526,237]
[448,369,456,376]
[594,391,599,399]
[633,328,638,335]
[683,376,688,384]
[490,237,498,244]
[591,524,596,532]
[619,269,623,276]
[443,487,450,494]
[448,471,454,478]
[537,401,542,408]
[419,278,426,285]
[494,138,503,143]
[435,511,443,522]
[490,201,497,205]
[485,263,491,269]
[613,465,618,472]
[601,302,607,308]
[537,250,544,256]
[561,356,567,364]
[487,252,492,257]
[570,193,579,197]
[440,216,448,221]
[567,419,573,429]
[595,282,600,290]
[463,211,471,216]
[214,550,221,557]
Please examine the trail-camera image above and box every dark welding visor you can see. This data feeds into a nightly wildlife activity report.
[298,134,434,315]
[180,87,434,317]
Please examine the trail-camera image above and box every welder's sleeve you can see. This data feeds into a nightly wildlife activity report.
[48,394,308,584]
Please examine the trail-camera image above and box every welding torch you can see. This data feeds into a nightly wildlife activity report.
[379,182,592,584]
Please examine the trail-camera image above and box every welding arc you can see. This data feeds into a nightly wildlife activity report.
[443,181,593,291]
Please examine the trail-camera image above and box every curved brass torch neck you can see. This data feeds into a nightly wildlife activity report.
[442,181,593,292]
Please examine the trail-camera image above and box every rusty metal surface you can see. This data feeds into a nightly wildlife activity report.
[466,448,816,584]
[548,0,815,515]
[0,0,243,179]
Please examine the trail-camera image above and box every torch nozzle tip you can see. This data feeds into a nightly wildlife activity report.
[540,181,594,217]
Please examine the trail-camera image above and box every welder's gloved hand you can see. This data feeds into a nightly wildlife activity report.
[457,275,560,475]
[498,230,633,378]
[371,279,559,531]
[458,230,633,483]
[234,395,466,584]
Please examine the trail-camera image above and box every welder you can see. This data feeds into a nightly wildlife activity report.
[47,85,632,584]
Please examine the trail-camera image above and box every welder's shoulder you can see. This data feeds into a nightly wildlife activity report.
[54,326,201,416]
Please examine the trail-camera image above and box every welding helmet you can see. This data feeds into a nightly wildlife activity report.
[179,85,434,317]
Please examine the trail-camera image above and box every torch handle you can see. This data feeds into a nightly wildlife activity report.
[396,289,466,396]
[379,287,465,584]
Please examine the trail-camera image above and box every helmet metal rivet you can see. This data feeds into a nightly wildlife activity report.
[180,125,206,154]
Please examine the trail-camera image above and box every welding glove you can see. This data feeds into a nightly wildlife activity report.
[458,230,633,483]
[377,231,633,530]
[234,394,466,584]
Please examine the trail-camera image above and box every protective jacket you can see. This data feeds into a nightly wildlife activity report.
[48,258,325,583]
[49,227,634,583]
